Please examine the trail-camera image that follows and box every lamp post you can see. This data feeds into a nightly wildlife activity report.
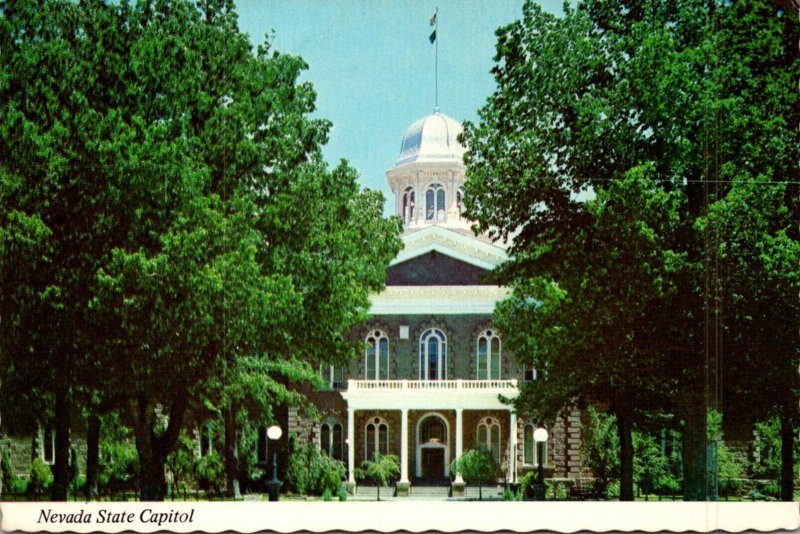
[533,426,548,501]
[266,425,282,501]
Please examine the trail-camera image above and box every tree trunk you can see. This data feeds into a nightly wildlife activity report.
[479,483,482,500]
[85,413,101,500]
[682,396,707,501]
[51,385,71,501]
[377,483,380,501]
[139,449,167,501]
[617,411,634,501]
[780,403,795,502]
[224,404,240,499]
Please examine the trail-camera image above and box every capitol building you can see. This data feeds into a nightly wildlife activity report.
[289,111,584,496]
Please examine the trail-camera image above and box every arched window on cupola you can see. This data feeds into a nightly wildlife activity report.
[477,329,502,380]
[425,183,446,221]
[365,330,389,380]
[402,187,415,223]
[457,186,465,216]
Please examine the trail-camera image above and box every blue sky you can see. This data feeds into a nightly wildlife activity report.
[235,1,565,212]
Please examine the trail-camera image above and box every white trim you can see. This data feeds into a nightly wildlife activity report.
[342,379,518,410]
[415,413,450,478]
[370,285,509,315]
[391,225,508,269]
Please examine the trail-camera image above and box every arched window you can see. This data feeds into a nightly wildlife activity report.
[365,417,389,461]
[457,186,465,215]
[365,330,389,380]
[320,420,344,461]
[420,415,447,444]
[522,423,548,466]
[402,187,415,223]
[477,329,502,379]
[419,328,447,380]
[476,417,501,463]
[425,183,446,221]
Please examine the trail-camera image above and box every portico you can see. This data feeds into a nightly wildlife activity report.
[341,379,519,493]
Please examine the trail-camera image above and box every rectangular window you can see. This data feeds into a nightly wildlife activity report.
[320,425,331,455]
[524,426,534,464]
[42,427,55,465]
[332,424,343,461]
[366,425,376,461]
[490,338,501,379]
[522,365,537,383]
[332,366,346,389]
[477,339,488,380]
[378,338,389,380]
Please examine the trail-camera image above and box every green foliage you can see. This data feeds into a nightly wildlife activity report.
[29,458,53,495]
[503,486,523,501]
[450,449,502,500]
[359,453,400,501]
[165,432,198,494]
[1,445,18,493]
[0,0,401,502]
[463,0,800,501]
[97,418,139,493]
[706,410,747,499]
[286,441,345,497]
[582,408,619,496]
[337,486,348,501]
[322,488,333,501]
[752,415,800,482]
[194,452,225,495]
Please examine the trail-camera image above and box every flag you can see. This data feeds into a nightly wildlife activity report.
[429,30,436,44]
[430,12,437,26]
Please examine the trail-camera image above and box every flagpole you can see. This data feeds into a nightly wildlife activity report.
[435,6,438,113]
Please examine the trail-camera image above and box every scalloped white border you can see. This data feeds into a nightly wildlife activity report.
[2,501,799,533]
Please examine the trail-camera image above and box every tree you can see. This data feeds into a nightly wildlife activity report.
[359,453,400,501]
[450,449,502,500]
[462,0,799,501]
[0,0,401,502]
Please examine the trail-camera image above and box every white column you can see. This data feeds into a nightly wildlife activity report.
[347,407,355,483]
[509,411,518,483]
[455,408,464,483]
[400,409,409,483]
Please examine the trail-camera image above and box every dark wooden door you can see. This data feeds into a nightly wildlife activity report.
[421,448,445,479]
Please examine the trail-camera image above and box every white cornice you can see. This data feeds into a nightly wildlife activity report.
[391,226,508,270]
[370,285,509,315]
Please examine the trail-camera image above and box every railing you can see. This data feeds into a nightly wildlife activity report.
[347,379,518,391]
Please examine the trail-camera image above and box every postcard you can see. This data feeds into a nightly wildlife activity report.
[1,0,799,532]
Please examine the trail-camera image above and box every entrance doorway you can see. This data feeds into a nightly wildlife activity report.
[421,448,445,479]
[415,413,450,479]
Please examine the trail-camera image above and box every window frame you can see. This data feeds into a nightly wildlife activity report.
[419,328,447,380]
[425,183,446,221]
[476,417,501,464]
[477,329,502,380]
[365,330,389,380]
[364,417,389,461]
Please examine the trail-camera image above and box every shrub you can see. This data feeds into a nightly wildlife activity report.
[338,486,347,501]
[29,458,53,495]
[1,446,19,492]
[98,439,139,493]
[9,477,28,494]
[286,441,345,496]
[519,472,537,498]
[194,451,225,494]
[450,449,502,501]
[322,488,333,501]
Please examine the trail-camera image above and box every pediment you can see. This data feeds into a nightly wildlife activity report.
[391,225,508,271]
